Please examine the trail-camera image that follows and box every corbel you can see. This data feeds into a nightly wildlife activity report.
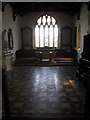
[76,9,80,20]
[13,9,18,21]
[2,2,8,12]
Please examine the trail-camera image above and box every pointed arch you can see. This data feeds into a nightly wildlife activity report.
[35,14,58,48]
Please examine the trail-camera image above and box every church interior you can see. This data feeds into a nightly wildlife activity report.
[1,2,90,120]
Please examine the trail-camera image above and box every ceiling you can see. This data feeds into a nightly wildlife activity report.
[2,2,89,21]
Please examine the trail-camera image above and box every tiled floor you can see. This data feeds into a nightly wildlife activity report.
[5,66,85,118]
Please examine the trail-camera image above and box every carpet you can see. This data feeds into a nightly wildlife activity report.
[14,58,78,66]
[52,58,78,66]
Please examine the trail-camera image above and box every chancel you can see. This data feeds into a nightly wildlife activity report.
[2,2,90,120]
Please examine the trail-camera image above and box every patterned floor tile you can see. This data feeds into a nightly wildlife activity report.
[3,66,86,118]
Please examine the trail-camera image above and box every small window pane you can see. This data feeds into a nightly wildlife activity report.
[35,25,39,47]
[45,25,48,46]
[47,16,51,26]
[40,25,44,47]
[37,17,41,25]
[52,17,56,26]
[42,16,46,25]
[54,25,58,47]
[49,25,53,47]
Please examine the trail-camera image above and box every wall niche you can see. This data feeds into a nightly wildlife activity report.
[22,26,32,50]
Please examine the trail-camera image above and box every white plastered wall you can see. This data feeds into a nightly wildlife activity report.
[21,12,75,48]
[75,3,88,61]
[2,4,22,54]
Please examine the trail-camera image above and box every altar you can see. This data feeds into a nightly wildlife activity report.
[35,47,57,61]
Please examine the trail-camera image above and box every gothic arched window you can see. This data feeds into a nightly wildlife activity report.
[35,15,58,48]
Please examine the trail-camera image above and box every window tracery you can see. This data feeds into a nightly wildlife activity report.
[35,14,58,48]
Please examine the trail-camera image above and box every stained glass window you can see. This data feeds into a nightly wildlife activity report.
[35,15,58,48]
